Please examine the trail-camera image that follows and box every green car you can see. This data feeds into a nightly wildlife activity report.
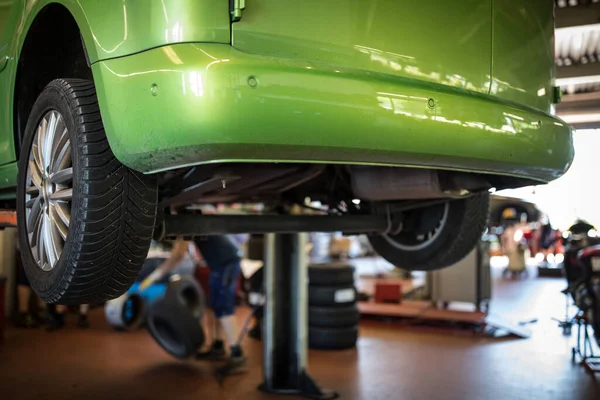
[0,1,573,303]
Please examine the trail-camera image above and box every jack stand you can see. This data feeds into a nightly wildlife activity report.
[572,316,600,374]
[553,288,575,336]
[258,233,338,399]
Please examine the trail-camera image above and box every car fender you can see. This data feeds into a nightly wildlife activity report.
[13,0,230,64]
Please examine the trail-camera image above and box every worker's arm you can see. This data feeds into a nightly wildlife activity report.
[189,241,204,265]
[140,238,188,290]
[156,239,189,274]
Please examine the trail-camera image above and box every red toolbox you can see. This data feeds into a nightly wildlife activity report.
[374,281,402,304]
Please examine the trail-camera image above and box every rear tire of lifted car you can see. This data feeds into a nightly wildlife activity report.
[368,193,490,271]
[17,79,158,304]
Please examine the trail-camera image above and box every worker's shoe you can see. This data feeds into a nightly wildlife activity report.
[46,312,65,332]
[78,314,90,329]
[248,324,262,340]
[215,346,247,381]
[15,312,39,329]
[228,346,247,368]
[196,340,227,361]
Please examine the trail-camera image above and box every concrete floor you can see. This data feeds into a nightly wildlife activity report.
[1,263,599,400]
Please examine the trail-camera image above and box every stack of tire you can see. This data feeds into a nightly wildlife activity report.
[308,263,359,350]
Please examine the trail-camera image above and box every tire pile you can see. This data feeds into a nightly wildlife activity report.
[308,263,359,350]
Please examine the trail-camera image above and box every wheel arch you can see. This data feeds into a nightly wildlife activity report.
[12,2,97,156]
[11,0,231,160]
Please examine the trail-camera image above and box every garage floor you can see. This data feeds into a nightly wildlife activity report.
[0,263,598,400]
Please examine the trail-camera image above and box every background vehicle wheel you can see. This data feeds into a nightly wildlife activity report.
[368,193,490,271]
[309,326,358,350]
[17,79,158,304]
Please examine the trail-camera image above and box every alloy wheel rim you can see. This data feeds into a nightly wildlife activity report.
[25,110,73,271]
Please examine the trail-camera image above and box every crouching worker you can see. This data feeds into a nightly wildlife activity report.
[139,235,245,369]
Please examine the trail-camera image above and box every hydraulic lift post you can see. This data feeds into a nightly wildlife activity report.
[160,213,368,397]
[259,233,338,399]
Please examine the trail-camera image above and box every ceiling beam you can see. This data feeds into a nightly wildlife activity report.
[556,63,600,91]
[557,92,600,113]
[561,90,600,104]
[554,3,600,131]
[555,3,600,29]
[568,121,600,130]
[556,91,600,129]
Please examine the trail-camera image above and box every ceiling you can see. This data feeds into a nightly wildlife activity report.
[554,0,600,128]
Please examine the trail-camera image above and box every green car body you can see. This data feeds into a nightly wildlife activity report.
[0,1,576,303]
[0,0,573,187]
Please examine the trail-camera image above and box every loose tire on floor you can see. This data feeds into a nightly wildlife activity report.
[162,276,206,320]
[146,299,205,359]
[105,293,146,331]
[309,326,358,350]
[368,193,490,271]
[309,285,356,307]
[309,305,359,328]
[309,263,355,286]
[16,79,158,304]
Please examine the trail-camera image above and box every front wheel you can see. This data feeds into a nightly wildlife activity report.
[17,79,158,304]
[368,193,490,271]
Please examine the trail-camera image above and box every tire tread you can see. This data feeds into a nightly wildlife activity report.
[368,193,490,271]
[18,79,157,304]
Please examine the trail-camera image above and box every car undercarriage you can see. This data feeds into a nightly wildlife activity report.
[156,162,535,209]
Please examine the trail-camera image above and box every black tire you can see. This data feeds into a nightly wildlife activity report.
[162,276,206,320]
[309,262,355,286]
[309,326,358,350]
[309,305,359,328]
[309,285,356,307]
[17,79,158,304]
[105,293,146,331]
[147,300,205,359]
[119,294,146,331]
[368,193,489,271]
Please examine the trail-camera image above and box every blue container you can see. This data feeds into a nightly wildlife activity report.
[127,282,168,304]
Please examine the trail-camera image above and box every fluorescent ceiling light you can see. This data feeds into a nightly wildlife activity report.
[555,23,600,36]
[555,75,600,87]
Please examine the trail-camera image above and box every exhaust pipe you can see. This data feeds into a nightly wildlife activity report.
[350,166,490,201]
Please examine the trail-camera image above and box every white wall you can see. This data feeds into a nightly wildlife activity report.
[497,129,600,230]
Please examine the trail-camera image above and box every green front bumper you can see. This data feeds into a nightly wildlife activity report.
[92,44,573,182]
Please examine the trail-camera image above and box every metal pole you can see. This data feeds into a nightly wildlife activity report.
[262,233,276,389]
[294,233,309,372]
[259,233,337,399]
